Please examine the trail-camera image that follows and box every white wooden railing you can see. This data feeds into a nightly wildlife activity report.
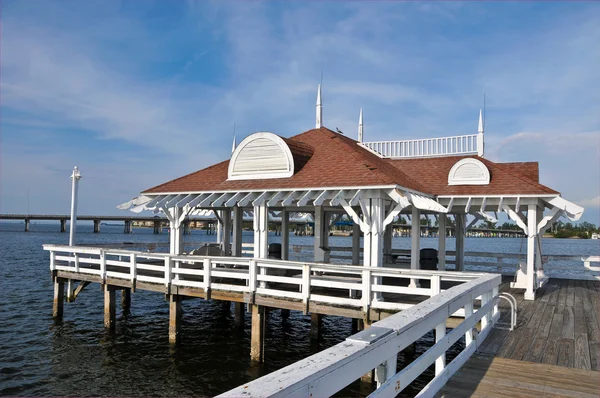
[360,133,482,159]
[44,244,488,312]
[219,273,501,398]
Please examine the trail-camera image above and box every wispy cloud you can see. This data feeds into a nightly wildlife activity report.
[1,1,599,223]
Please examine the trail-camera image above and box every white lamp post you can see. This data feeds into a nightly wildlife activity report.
[69,166,82,246]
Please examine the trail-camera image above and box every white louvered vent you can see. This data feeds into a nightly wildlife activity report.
[228,132,294,180]
[448,158,490,185]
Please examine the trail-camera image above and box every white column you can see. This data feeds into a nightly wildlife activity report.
[409,206,420,288]
[352,221,361,265]
[525,204,537,300]
[216,210,223,245]
[169,207,183,255]
[281,209,289,260]
[438,214,446,271]
[383,223,393,264]
[232,207,243,257]
[222,209,232,255]
[314,206,326,262]
[69,166,82,246]
[253,204,268,259]
[455,214,465,271]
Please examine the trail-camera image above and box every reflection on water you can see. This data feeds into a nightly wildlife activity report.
[0,223,597,396]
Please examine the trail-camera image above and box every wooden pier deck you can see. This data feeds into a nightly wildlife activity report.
[436,278,600,397]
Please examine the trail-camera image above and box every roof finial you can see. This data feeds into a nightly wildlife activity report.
[358,108,363,142]
[231,122,237,154]
[316,84,322,128]
[478,109,484,134]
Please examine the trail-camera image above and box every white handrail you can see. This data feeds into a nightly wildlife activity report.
[43,244,487,313]
[218,273,501,397]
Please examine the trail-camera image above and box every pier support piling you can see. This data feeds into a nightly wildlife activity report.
[122,288,131,310]
[153,220,161,234]
[169,294,182,344]
[250,305,265,362]
[53,278,64,319]
[234,302,245,329]
[310,313,322,341]
[124,220,132,234]
[60,219,67,233]
[103,285,116,330]
[66,279,75,302]
[93,219,101,233]
[25,218,30,232]
[281,309,290,319]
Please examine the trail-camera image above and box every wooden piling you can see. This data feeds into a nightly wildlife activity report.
[281,309,290,319]
[122,288,131,310]
[104,285,116,330]
[24,218,30,232]
[93,219,101,233]
[60,219,67,233]
[234,302,245,329]
[169,294,182,344]
[310,313,322,341]
[251,305,265,362]
[53,279,64,319]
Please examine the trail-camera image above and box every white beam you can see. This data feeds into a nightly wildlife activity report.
[225,192,246,207]
[297,190,314,207]
[252,191,270,206]
[313,190,329,206]
[503,205,528,234]
[238,192,259,207]
[267,191,287,207]
[212,192,234,207]
[281,191,300,206]
[465,197,473,213]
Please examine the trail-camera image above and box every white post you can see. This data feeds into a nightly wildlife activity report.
[216,210,223,245]
[314,206,326,262]
[222,209,232,256]
[254,204,269,288]
[438,214,446,270]
[358,108,363,142]
[232,207,243,257]
[477,109,484,157]
[455,214,465,271]
[409,206,420,288]
[525,205,537,300]
[316,84,322,129]
[169,207,183,255]
[352,221,361,265]
[281,209,289,260]
[69,166,82,246]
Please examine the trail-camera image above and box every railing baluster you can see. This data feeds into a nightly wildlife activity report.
[204,258,211,290]
[74,253,80,273]
[362,268,371,312]
[130,253,137,283]
[100,251,106,282]
[164,257,172,287]
[302,264,311,306]
[50,251,56,271]
[464,296,474,346]
[248,259,257,293]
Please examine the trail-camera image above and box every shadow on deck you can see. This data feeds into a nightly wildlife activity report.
[436,278,600,397]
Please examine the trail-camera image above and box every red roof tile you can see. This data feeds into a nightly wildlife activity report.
[142,127,559,197]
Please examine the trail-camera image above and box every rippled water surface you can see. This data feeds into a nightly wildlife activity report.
[1,223,598,396]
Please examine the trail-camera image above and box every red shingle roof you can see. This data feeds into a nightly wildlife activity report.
[142,127,559,197]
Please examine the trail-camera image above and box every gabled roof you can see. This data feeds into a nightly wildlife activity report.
[143,127,428,194]
[142,127,559,197]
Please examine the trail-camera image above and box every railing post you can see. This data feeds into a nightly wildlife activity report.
[431,275,441,297]
[248,260,257,293]
[50,251,56,271]
[74,253,80,273]
[302,264,311,312]
[130,253,137,285]
[492,286,499,322]
[203,258,211,291]
[435,320,447,376]
[100,251,106,282]
[362,268,371,313]
[164,257,172,290]
[464,295,474,347]
[481,291,491,330]
[375,355,397,388]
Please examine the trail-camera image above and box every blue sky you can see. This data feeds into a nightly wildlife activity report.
[1,1,599,224]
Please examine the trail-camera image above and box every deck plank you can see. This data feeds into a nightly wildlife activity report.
[557,338,575,368]
[435,356,600,398]
[575,333,592,370]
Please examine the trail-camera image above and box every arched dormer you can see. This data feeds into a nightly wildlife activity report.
[228,132,295,180]
[448,158,490,185]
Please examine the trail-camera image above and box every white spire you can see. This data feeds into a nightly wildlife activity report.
[358,108,363,142]
[478,109,484,134]
[231,123,237,154]
[316,84,322,128]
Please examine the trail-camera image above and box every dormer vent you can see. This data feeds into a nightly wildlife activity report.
[448,158,490,185]
[228,132,295,180]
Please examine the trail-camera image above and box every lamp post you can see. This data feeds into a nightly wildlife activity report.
[69,166,82,246]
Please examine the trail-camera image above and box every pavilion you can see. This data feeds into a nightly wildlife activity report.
[119,85,583,301]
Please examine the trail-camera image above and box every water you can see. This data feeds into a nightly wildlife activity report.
[1,223,598,396]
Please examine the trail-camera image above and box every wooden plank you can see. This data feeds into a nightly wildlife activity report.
[557,338,575,368]
[555,279,567,315]
[436,356,600,398]
[566,279,575,308]
[561,306,575,339]
[523,304,555,363]
[541,312,564,365]
[575,333,592,370]
[590,342,599,371]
